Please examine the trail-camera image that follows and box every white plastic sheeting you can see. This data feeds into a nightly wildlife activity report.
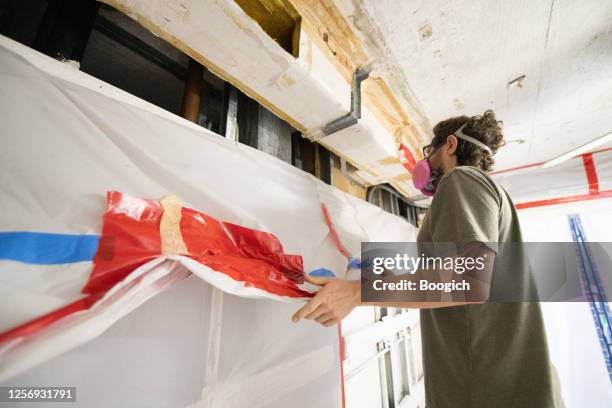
[519,200,612,408]
[494,143,612,407]
[0,34,417,407]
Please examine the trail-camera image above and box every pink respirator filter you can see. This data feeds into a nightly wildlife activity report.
[412,160,431,188]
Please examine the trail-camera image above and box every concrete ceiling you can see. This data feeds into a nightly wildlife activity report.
[341,0,612,171]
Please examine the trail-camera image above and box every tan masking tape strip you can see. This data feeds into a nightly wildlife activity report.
[160,195,188,255]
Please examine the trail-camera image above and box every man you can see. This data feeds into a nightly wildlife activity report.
[292,111,564,408]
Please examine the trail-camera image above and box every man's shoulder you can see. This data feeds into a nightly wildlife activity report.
[438,166,502,202]
[447,165,487,178]
[439,166,490,186]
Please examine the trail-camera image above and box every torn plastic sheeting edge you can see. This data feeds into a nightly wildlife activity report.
[177,257,308,302]
[0,258,191,382]
[1,252,311,349]
[0,253,322,382]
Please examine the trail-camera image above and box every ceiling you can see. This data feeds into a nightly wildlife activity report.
[341,0,612,172]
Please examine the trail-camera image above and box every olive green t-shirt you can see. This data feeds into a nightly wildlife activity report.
[417,166,564,408]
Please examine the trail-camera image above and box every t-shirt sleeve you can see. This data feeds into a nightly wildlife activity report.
[429,169,500,253]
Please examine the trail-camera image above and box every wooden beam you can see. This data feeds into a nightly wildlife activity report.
[181,58,202,123]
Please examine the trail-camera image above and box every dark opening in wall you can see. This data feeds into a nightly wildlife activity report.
[291,133,331,184]
[0,0,99,61]
[80,5,189,115]
[367,184,425,227]
[234,0,301,58]
[0,0,49,47]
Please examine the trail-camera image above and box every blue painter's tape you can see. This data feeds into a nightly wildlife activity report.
[0,232,100,265]
[347,256,362,269]
[308,268,336,278]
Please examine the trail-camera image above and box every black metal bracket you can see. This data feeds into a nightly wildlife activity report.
[322,67,369,136]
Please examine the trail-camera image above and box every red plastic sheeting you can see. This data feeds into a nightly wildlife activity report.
[0,191,313,346]
[85,191,311,298]
[0,293,102,345]
[399,143,417,172]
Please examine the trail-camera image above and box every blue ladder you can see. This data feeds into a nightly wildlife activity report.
[568,214,612,382]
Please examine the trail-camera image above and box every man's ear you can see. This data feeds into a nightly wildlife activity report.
[446,134,459,155]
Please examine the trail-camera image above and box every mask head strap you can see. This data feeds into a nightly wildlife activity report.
[454,124,492,154]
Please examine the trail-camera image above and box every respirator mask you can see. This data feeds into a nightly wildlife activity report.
[412,124,492,196]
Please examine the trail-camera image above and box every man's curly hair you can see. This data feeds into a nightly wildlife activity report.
[431,110,505,172]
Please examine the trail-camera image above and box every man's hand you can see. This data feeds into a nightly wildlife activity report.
[291,274,361,327]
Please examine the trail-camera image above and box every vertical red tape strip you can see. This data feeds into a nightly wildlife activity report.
[321,204,351,258]
[582,153,599,194]
[338,323,347,408]
[516,152,610,209]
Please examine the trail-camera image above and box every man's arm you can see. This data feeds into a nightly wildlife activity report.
[292,242,495,327]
